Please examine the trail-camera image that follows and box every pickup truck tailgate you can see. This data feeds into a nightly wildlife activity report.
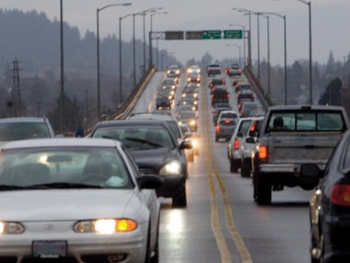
[267,131,342,164]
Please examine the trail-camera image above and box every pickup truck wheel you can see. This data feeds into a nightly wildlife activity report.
[240,159,251,178]
[230,157,239,173]
[256,174,272,205]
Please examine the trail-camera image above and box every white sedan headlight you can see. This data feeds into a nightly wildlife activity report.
[0,221,24,234]
[159,160,182,176]
[74,219,137,234]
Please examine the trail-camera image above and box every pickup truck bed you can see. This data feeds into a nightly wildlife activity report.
[252,105,350,205]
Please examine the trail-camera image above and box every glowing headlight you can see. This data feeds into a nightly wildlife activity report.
[168,96,172,100]
[159,160,182,176]
[171,91,175,95]
[176,70,180,74]
[74,219,137,234]
[187,78,191,82]
[178,121,183,124]
[194,93,198,97]
[192,106,196,111]
[167,70,171,74]
[194,101,198,105]
[190,120,196,126]
[191,139,198,147]
[0,221,24,234]
[187,69,192,73]
[182,94,186,98]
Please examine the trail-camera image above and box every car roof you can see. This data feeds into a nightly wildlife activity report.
[0,138,119,150]
[128,112,176,120]
[0,117,49,123]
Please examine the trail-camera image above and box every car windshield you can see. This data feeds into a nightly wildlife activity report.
[0,147,133,189]
[0,123,51,141]
[177,112,196,119]
[93,126,175,150]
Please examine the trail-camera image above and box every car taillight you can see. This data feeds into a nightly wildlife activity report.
[252,94,255,97]
[234,138,239,150]
[331,184,350,206]
[216,126,220,132]
[236,94,239,98]
[239,69,242,73]
[225,120,230,123]
[250,121,256,132]
[258,145,268,163]
[211,95,214,98]
[227,94,230,98]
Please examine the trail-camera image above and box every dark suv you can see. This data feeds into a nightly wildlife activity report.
[90,119,192,207]
[210,87,230,106]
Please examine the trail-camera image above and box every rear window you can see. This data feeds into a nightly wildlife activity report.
[220,119,236,126]
[221,113,238,119]
[267,111,346,132]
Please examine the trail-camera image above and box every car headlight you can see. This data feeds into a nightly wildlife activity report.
[194,101,198,105]
[167,70,171,74]
[192,106,196,111]
[178,121,183,124]
[176,70,180,74]
[168,96,172,100]
[190,120,196,126]
[0,221,24,234]
[74,219,137,234]
[191,138,198,148]
[159,160,182,176]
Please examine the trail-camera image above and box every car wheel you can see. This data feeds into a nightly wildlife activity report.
[187,151,194,162]
[144,227,152,263]
[229,157,239,173]
[215,135,219,142]
[194,147,199,156]
[172,184,187,208]
[150,220,160,263]
[240,158,251,178]
[256,173,272,205]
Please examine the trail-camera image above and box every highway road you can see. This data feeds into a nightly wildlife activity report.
[131,70,313,263]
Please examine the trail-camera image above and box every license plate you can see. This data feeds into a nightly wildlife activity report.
[32,240,67,258]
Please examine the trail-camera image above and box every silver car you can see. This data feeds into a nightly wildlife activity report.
[0,138,162,263]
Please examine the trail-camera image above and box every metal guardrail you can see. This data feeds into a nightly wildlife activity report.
[243,67,274,111]
[111,66,156,120]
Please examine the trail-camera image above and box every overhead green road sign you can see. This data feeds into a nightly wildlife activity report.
[224,30,243,39]
[186,31,203,40]
[165,31,184,40]
[203,30,221,40]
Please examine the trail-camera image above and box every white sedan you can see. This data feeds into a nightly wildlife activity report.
[0,138,162,263]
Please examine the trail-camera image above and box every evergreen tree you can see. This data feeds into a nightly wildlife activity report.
[318,77,342,106]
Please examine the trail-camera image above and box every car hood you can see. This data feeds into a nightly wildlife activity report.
[0,189,140,221]
[130,148,180,169]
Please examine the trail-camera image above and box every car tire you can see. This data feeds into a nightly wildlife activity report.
[256,173,272,205]
[229,157,239,173]
[172,184,187,208]
[194,147,199,156]
[240,158,251,178]
[144,227,152,263]
[187,151,194,162]
[215,135,219,142]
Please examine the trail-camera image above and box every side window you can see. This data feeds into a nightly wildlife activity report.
[240,120,252,135]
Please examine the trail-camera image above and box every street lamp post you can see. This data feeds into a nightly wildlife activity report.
[297,0,313,104]
[149,12,168,68]
[133,8,162,85]
[226,44,242,68]
[97,3,131,118]
[233,8,252,68]
[228,24,246,67]
[119,13,133,106]
[259,12,287,104]
[60,0,64,132]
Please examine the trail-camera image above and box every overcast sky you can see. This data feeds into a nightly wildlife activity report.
[1,0,350,66]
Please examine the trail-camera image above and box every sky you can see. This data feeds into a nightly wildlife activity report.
[1,0,350,67]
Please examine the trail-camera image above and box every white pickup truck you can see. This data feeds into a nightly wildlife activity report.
[251,105,350,205]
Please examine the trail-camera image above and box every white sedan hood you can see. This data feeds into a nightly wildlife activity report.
[0,189,140,221]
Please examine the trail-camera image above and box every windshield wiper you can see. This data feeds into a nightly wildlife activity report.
[124,137,163,148]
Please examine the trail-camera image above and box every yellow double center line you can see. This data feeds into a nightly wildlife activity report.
[201,77,252,263]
